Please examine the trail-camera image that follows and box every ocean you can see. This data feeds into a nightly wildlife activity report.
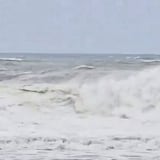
[0,53,160,159]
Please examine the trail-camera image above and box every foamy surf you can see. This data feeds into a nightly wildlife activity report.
[0,57,23,61]
[1,65,158,117]
[1,54,160,159]
[74,65,95,70]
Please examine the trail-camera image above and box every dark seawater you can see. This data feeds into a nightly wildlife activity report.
[0,53,160,83]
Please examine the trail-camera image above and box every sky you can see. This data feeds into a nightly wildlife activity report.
[0,0,160,54]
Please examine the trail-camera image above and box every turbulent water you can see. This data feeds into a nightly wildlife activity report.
[1,53,160,159]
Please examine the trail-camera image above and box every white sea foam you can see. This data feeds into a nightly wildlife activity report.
[0,57,23,61]
[74,65,95,70]
[0,54,160,159]
[71,66,160,116]
[134,56,140,59]
[140,59,160,63]
[1,66,160,117]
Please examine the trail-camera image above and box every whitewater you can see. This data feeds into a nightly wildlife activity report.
[1,53,160,159]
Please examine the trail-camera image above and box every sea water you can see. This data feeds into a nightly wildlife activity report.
[0,53,160,159]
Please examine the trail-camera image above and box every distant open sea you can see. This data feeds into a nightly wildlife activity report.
[0,53,160,160]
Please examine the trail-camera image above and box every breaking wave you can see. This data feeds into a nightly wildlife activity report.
[140,59,160,63]
[74,65,95,70]
[1,65,160,118]
[0,58,23,62]
[74,66,160,116]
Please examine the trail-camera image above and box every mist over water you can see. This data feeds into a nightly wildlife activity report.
[1,53,160,159]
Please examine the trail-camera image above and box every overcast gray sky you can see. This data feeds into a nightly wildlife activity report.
[0,0,160,54]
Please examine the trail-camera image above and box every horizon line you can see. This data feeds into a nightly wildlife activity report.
[0,52,159,55]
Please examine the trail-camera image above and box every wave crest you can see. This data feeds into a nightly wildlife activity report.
[73,66,160,116]
[74,65,95,70]
[1,66,160,117]
[0,58,23,62]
